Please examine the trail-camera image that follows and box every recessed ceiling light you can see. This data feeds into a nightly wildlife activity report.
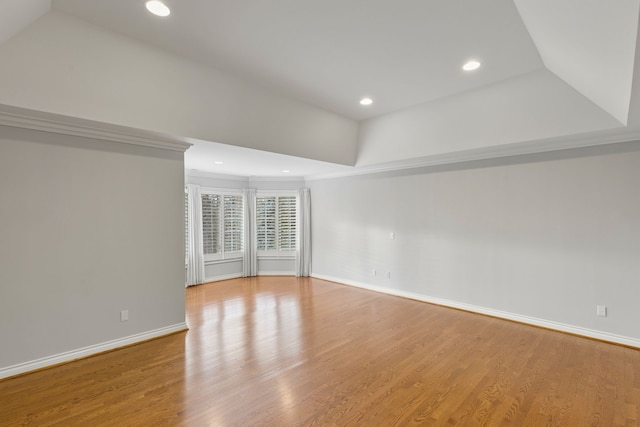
[462,60,481,71]
[360,97,373,106]
[282,170,291,173]
[214,161,223,165]
[146,1,170,17]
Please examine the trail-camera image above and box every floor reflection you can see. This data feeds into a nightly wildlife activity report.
[184,277,305,414]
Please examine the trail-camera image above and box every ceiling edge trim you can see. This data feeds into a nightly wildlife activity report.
[0,104,192,152]
[305,128,640,180]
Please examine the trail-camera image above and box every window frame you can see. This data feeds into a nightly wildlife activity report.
[256,191,298,258]
[200,188,244,262]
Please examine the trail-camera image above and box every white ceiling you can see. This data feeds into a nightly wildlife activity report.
[2,1,639,177]
[184,138,355,178]
[514,0,639,125]
[0,0,49,44]
[52,0,544,121]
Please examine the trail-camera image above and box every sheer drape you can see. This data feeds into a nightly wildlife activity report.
[296,188,311,277]
[186,184,205,286]
[242,188,257,277]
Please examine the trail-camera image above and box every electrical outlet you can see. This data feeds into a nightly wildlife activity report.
[596,305,607,317]
[389,232,395,240]
[120,310,129,322]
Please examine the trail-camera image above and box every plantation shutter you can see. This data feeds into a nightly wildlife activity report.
[223,195,244,253]
[278,196,297,251]
[201,194,221,255]
[256,197,277,251]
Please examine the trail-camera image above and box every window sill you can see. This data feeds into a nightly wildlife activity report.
[257,254,296,260]
[204,257,243,266]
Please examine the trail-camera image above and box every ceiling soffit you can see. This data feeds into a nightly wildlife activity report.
[514,0,640,125]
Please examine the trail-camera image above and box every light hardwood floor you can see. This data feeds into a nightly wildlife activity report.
[1,276,639,426]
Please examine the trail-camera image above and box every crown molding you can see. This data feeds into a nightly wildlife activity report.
[305,127,640,180]
[0,104,192,152]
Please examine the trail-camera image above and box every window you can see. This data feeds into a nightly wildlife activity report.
[277,196,296,251]
[201,194,221,255]
[223,195,243,253]
[256,197,276,251]
[201,192,243,260]
[256,195,297,254]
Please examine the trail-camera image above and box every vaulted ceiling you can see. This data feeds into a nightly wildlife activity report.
[1,0,639,177]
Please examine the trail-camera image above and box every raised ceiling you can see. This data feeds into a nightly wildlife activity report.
[52,0,546,121]
[1,1,639,177]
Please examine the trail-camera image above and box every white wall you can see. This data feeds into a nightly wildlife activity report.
[0,125,187,375]
[0,11,358,165]
[309,142,640,345]
[258,258,296,276]
[204,259,243,283]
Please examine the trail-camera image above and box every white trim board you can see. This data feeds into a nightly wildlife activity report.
[311,274,640,349]
[0,104,192,152]
[0,322,188,380]
[257,271,296,276]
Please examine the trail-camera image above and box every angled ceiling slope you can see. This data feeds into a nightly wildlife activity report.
[356,0,640,168]
[0,0,50,44]
[51,0,545,121]
[514,0,640,125]
[1,1,640,178]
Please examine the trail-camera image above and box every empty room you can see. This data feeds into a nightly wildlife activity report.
[1,0,639,425]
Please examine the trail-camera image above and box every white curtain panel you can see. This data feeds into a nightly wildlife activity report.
[186,184,205,286]
[296,188,311,277]
[242,188,257,277]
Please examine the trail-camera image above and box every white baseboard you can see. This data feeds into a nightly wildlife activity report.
[311,274,640,349]
[0,322,188,379]
[258,271,295,276]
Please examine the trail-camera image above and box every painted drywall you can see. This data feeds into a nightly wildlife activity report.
[200,257,296,282]
[0,11,358,166]
[204,260,243,283]
[0,125,186,370]
[185,172,249,191]
[0,0,49,44]
[514,0,640,125]
[357,70,622,167]
[258,258,296,276]
[309,142,640,342]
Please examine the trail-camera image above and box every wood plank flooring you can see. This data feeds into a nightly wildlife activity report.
[1,276,639,426]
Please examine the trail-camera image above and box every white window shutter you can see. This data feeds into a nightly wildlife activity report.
[223,195,244,253]
[278,196,296,251]
[256,195,297,253]
[201,194,221,255]
[256,197,277,251]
